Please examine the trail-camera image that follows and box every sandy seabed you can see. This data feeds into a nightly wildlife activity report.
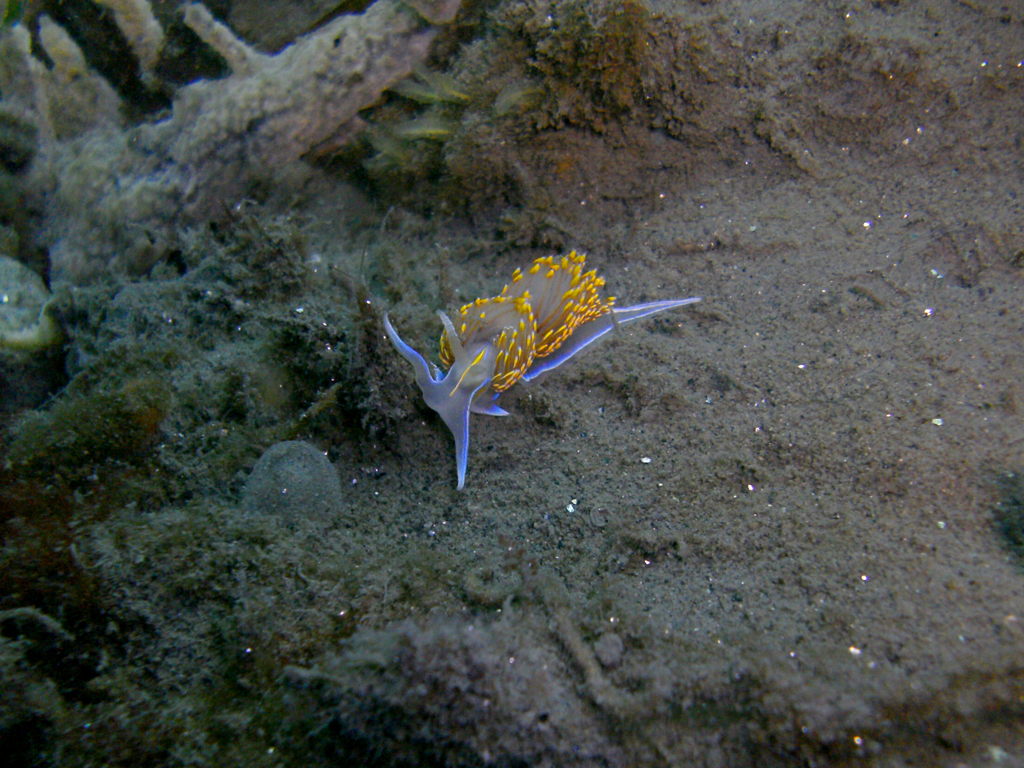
[2,0,1024,766]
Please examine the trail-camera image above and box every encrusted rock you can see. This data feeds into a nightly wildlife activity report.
[0,255,59,353]
[242,440,345,528]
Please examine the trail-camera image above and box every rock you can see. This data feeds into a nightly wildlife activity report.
[0,254,59,353]
[593,632,624,669]
[242,440,345,528]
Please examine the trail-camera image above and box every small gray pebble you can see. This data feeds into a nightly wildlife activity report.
[593,632,624,669]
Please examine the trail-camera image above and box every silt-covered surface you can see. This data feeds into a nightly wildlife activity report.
[1,0,1023,766]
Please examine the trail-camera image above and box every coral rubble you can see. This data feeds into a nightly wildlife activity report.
[0,0,463,282]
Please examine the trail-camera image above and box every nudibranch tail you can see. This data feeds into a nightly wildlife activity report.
[384,253,701,490]
[520,296,702,383]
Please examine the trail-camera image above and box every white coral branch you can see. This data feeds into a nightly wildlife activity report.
[153,0,438,220]
[182,3,264,76]
[94,0,165,73]
[37,16,122,138]
[13,0,461,282]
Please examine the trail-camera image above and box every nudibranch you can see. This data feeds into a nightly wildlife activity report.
[384,251,701,489]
